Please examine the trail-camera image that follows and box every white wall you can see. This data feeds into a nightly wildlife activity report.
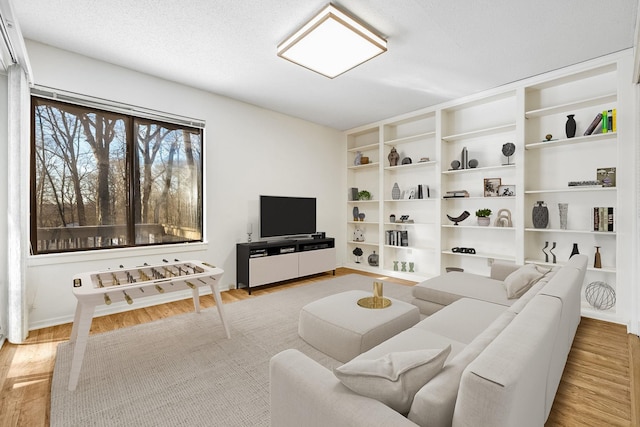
[23,41,344,329]
[0,72,8,343]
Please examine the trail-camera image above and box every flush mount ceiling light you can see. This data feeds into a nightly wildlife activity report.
[277,3,387,78]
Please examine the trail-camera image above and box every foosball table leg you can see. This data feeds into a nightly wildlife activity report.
[210,282,231,339]
[68,302,97,391]
[191,286,201,313]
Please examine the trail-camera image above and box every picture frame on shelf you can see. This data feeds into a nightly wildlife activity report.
[498,184,515,197]
[484,178,501,197]
[596,167,616,187]
[405,187,416,199]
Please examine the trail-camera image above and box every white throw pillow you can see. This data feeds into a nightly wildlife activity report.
[333,345,451,414]
[503,264,548,299]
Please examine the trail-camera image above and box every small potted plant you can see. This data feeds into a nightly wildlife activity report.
[358,190,372,201]
[475,208,492,226]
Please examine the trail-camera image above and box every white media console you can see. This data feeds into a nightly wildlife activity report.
[236,238,335,293]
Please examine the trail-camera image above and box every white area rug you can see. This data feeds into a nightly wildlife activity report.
[50,274,414,426]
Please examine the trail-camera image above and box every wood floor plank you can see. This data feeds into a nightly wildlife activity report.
[0,268,635,426]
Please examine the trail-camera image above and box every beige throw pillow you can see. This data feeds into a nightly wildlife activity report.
[503,264,548,299]
[334,345,451,414]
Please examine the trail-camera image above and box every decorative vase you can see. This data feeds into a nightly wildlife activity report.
[393,261,399,271]
[542,241,549,263]
[392,183,401,200]
[353,227,364,242]
[558,203,568,230]
[389,214,396,223]
[532,201,549,228]
[594,246,602,268]
[368,251,379,267]
[401,261,407,272]
[565,114,576,138]
[358,213,365,221]
[550,242,557,263]
[477,216,490,226]
[352,206,359,221]
[570,243,580,258]
[409,262,415,273]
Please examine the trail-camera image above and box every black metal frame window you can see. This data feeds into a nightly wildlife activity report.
[30,96,204,254]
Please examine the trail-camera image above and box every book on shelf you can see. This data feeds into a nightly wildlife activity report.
[612,108,617,132]
[601,109,616,133]
[593,207,614,232]
[386,230,409,246]
[602,110,608,133]
[584,113,602,135]
[443,190,469,198]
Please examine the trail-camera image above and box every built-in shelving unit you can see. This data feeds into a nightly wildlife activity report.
[344,52,633,324]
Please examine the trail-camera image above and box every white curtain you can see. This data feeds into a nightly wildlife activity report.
[6,63,29,343]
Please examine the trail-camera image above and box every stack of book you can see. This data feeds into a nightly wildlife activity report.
[593,207,614,232]
[443,190,469,198]
[584,109,617,136]
[386,230,409,246]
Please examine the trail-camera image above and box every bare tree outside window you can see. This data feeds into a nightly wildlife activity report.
[31,97,203,254]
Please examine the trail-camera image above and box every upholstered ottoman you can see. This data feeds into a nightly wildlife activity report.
[298,290,420,362]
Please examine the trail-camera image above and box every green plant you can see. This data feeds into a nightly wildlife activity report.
[475,208,492,217]
[358,190,371,200]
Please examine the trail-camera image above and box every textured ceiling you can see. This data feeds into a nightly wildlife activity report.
[11,0,639,130]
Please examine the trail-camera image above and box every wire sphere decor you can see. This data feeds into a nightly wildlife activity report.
[584,281,616,311]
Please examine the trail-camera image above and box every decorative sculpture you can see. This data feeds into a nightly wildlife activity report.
[388,147,399,166]
[494,209,512,227]
[585,281,615,310]
[502,142,516,165]
[447,210,470,225]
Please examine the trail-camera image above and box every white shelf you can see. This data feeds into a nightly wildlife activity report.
[384,198,436,202]
[347,221,379,225]
[348,162,380,170]
[441,250,515,262]
[385,221,434,226]
[347,241,379,247]
[525,132,616,149]
[384,244,435,251]
[441,123,516,142]
[441,164,515,174]
[347,142,379,153]
[443,196,515,200]
[347,199,378,203]
[524,228,616,236]
[385,160,436,170]
[524,258,616,273]
[383,131,436,146]
[524,187,615,194]
[442,225,515,230]
[524,94,617,118]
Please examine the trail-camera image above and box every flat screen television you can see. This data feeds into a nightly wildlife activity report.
[260,195,316,238]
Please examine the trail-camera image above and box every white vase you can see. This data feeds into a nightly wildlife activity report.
[558,203,568,230]
[477,217,490,226]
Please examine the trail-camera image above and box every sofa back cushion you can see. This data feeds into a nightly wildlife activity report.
[507,265,560,314]
[453,295,562,427]
[407,310,516,427]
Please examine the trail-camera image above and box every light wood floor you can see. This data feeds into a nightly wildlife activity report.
[0,268,638,426]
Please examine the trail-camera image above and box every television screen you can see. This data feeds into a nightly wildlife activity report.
[260,195,316,238]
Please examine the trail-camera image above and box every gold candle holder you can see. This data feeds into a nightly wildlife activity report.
[373,281,383,300]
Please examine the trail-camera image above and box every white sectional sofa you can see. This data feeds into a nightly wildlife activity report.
[270,255,588,427]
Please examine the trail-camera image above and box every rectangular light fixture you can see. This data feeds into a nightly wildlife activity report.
[277,3,387,79]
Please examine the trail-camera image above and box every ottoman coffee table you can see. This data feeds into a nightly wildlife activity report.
[298,290,420,362]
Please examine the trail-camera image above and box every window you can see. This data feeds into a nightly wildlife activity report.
[31,96,203,254]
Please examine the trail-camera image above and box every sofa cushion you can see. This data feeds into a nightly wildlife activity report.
[413,298,507,344]
[334,346,451,414]
[412,272,515,307]
[408,309,516,427]
[503,264,548,299]
[508,265,560,314]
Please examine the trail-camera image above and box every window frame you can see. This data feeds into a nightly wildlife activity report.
[29,94,205,255]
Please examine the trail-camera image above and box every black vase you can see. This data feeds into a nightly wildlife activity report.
[570,243,580,258]
[566,114,576,138]
[532,201,549,229]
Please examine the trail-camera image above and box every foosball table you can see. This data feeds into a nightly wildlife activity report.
[68,259,230,391]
